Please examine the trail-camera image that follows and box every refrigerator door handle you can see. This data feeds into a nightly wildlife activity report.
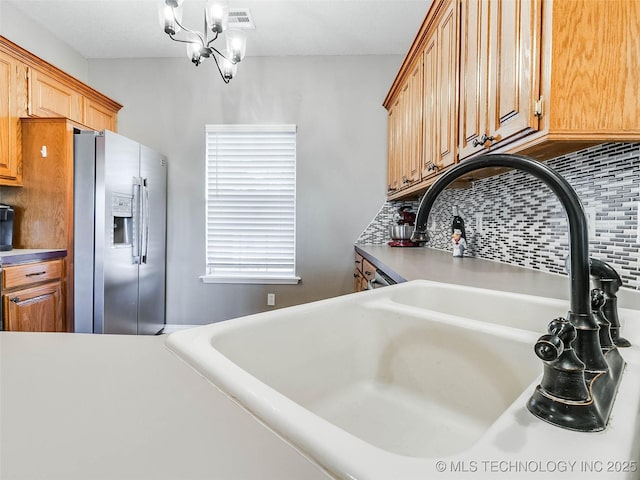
[142,178,150,264]
[132,177,142,265]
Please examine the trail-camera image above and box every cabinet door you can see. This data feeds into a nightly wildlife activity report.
[458,0,490,159]
[437,0,458,170]
[387,102,401,194]
[459,0,540,156]
[0,51,21,182]
[398,83,410,186]
[29,68,83,123]
[487,0,541,145]
[405,59,423,186]
[84,98,117,131]
[4,282,63,332]
[421,35,439,178]
[422,0,459,176]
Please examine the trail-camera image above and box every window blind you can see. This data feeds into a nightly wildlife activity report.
[203,124,299,284]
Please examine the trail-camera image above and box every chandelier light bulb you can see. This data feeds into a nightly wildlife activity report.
[186,42,201,62]
[206,1,229,34]
[226,30,246,63]
[158,4,182,35]
[220,57,237,80]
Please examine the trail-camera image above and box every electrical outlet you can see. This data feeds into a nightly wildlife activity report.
[267,293,276,306]
[585,206,596,240]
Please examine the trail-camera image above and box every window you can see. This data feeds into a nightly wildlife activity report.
[202,124,299,284]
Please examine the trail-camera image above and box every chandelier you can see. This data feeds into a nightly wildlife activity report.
[159,0,247,83]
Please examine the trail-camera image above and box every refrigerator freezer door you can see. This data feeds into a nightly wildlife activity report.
[96,131,141,334]
[73,132,98,333]
[137,145,167,335]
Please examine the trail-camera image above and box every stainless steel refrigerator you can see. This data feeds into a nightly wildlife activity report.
[73,130,167,335]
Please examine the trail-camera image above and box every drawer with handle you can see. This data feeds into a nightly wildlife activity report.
[362,258,377,282]
[3,259,63,290]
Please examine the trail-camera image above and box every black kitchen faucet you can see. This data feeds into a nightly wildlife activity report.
[412,153,625,432]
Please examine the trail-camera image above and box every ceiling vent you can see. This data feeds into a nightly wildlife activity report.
[228,9,255,30]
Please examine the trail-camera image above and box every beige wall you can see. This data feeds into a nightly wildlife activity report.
[87,55,398,324]
[1,0,399,324]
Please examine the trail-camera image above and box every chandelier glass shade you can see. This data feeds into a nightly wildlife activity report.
[159,0,247,83]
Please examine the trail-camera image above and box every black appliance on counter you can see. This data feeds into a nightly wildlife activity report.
[0,204,14,251]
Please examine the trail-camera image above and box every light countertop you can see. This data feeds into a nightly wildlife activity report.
[355,244,640,310]
[0,248,67,265]
[0,332,329,480]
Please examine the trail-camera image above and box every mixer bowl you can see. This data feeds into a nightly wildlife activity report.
[390,224,414,240]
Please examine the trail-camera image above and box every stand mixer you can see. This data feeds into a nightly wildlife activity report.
[388,206,420,247]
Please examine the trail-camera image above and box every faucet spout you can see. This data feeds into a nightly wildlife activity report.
[415,154,591,317]
[414,154,625,432]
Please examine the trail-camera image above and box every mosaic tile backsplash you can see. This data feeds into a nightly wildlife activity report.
[357,142,640,290]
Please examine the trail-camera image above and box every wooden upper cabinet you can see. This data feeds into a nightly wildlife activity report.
[405,59,423,186]
[84,97,118,131]
[385,0,458,197]
[385,0,640,199]
[0,50,27,185]
[458,0,489,159]
[29,68,118,131]
[29,68,83,123]
[1,36,122,133]
[386,66,422,194]
[422,0,458,181]
[481,0,640,159]
[436,0,459,170]
[543,0,640,139]
[386,101,401,194]
[487,0,540,147]
[459,0,540,160]
[0,35,121,185]
[422,35,438,180]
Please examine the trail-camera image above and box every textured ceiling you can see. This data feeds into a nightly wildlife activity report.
[5,0,431,59]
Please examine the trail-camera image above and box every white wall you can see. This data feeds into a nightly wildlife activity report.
[88,55,398,324]
[0,1,88,81]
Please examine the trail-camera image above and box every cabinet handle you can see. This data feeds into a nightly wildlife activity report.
[10,294,50,305]
[472,134,496,148]
[425,161,439,172]
[25,271,46,277]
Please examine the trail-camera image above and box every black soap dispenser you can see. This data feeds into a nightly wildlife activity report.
[451,206,466,239]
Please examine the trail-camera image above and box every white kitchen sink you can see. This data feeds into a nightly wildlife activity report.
[201,300,539,458]
[387,280,569,332]
[166,280,640,480]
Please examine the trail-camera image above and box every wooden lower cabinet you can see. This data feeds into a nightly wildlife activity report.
[354,253,379,292]
[354,252,368,292]
[1,118,76,330]
[4,282,63,332]
[2,258,65,332]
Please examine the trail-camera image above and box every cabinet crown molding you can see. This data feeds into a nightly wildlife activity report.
[0,35,123,113]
